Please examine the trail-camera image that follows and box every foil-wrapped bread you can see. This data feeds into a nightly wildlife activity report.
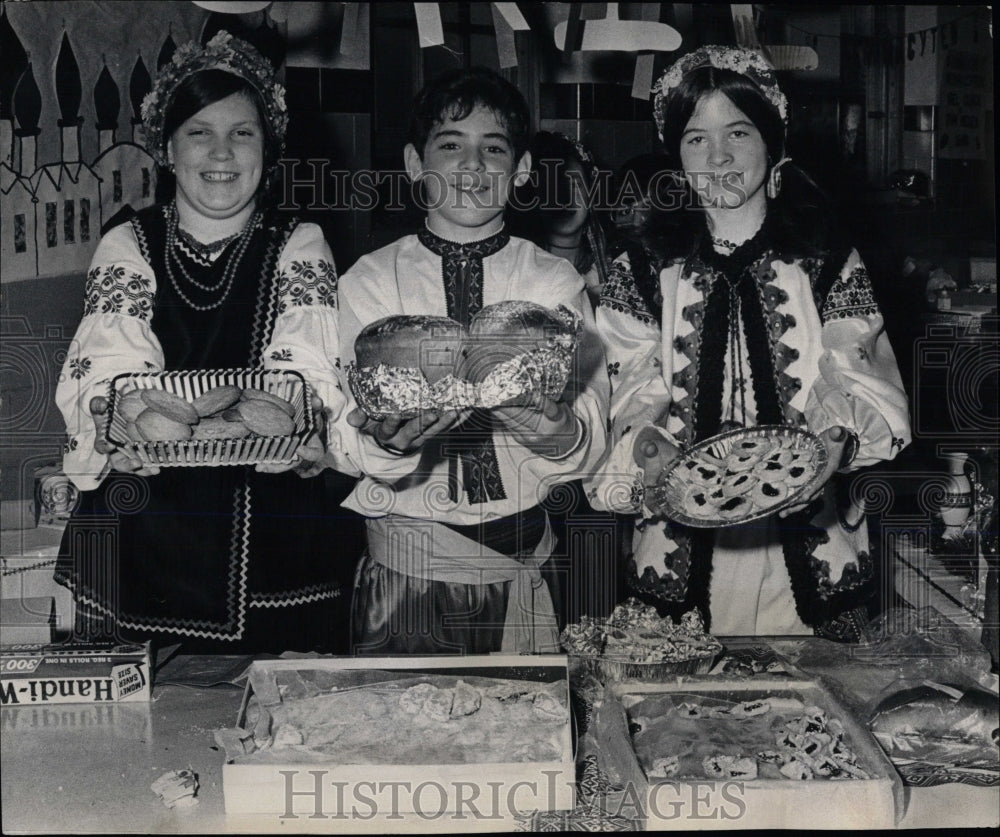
[463,301,581,408]
[347,303,581,420]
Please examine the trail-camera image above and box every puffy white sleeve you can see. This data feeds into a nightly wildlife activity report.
[56,223,164,491]
[586,254,673,513]
[804,248,912,469]
[262,222,360,477]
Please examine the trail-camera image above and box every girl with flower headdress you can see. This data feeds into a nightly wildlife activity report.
[587,46,912,640]
[54,32,364,654]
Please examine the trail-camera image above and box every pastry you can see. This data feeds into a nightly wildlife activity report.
[139,388,200,425]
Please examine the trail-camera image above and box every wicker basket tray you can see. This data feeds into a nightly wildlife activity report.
[649,425,828,528]
[104,369,313,467]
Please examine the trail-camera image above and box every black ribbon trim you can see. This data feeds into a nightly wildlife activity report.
[418,226,510,504]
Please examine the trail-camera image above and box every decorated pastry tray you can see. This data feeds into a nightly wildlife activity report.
[104,369,313,467]
[649,425,828,527]
[216,655,575,823]
[592,677,903,830]
[561,598,722,684]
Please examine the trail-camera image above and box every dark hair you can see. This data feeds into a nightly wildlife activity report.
[630,65,838,265]
[408,66,530,162]
[507,131,610,277]
[159,69,280,204]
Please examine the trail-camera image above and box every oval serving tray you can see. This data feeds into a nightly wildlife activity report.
[649,425,828,528]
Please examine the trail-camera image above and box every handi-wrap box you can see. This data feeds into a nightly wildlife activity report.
[216,655,575,829]
[590,677,903,831]
[0,641,152,706]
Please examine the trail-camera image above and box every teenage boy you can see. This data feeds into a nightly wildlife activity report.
[338,67,610,655]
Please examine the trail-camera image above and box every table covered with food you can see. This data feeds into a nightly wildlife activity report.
[2,601,996,833]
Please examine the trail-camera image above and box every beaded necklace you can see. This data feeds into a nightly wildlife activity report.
[176,224,243,257]
[163,203,260,311]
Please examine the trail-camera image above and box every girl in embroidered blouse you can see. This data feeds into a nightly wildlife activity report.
[54,32,363,654]
[587,46,912,640]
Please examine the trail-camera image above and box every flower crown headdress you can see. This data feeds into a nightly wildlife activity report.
[652,46,788,141]
[141,31,287,168]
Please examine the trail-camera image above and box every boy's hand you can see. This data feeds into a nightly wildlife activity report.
[347,406,468,454]
[491,395,582,458]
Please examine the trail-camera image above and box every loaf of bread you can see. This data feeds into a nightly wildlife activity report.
[463,302,581,408]
[349,315,468,420]
[348,304,582,419]
[869,682,1000,770]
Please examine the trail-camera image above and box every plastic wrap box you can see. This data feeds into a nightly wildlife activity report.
[591,677,903,831]
[0,641,151,706]
[219,655,575,829]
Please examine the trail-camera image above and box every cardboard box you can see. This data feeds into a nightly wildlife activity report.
[0,640,151,706]
[591,677,903,830]
[220,655,575,828]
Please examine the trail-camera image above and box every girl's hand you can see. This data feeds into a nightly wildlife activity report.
[257,394,329,476]
[89,396,160,477]
[779,425,849,517]
[632,426,680,481]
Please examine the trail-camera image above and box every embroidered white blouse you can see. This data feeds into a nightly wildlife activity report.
[56,220,358,491]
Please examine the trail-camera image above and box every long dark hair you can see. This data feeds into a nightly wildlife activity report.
[156,69,280,205]
[631,65,840,267]
[507,131,610,279]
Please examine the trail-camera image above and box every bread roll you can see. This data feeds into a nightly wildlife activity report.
[240,388,297,418]
[140,388,199,425]
[234,399,296,436]
[135,408,193,441]
[190,416,251,440]
[192,385,242,418]
[115,389,147,423]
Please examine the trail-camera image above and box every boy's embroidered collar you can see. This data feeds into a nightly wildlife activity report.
[418,224,510,259]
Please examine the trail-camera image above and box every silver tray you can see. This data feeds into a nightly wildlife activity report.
[649,425,828,528]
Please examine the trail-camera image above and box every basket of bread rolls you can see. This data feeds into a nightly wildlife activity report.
[103,369,313,466]
[347,301,581,420]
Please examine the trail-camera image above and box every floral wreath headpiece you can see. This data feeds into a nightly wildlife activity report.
[652,46,788,141]
[141,31,288,168]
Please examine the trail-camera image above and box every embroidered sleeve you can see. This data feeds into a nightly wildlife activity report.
[55,223,164,491]
[598,256,658,326]
[821,258,879,321]
[276,256,339,313]
[805,249,911,469]
[587,254,677,513]
[264,223,358,476]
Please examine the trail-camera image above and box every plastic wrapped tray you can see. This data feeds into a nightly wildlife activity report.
[104,369,313,467]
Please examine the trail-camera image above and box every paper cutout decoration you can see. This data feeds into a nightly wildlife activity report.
[413,2,445,48]
[730,4,819,70]
[554,2,681,52]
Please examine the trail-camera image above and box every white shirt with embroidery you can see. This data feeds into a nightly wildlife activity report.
[57,220,358,491]
[336,232,611,524]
